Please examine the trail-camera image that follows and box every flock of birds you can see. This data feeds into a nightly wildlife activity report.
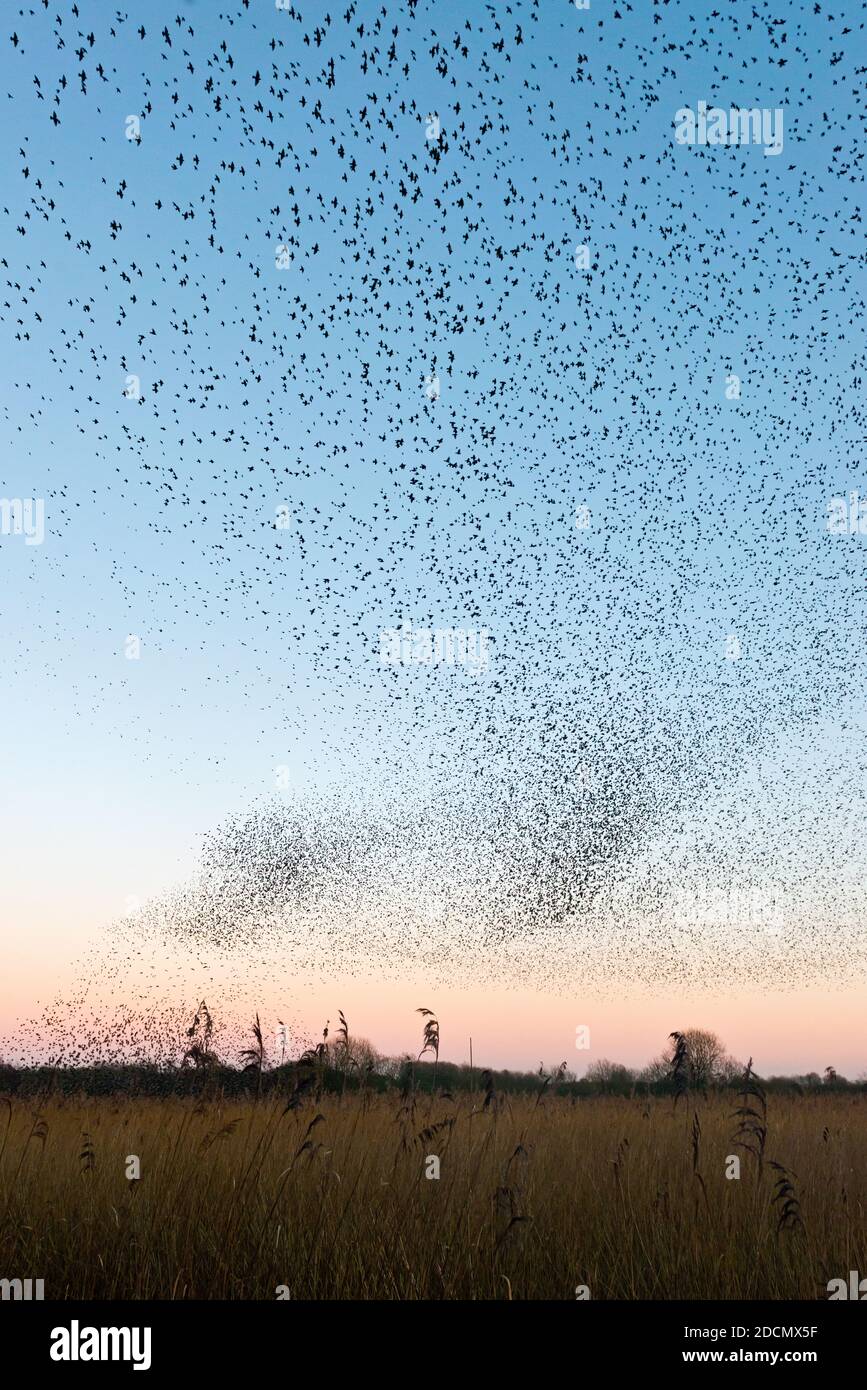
[2,0,866,1064]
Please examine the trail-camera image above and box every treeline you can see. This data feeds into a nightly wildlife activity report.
[0,1058,863,1101]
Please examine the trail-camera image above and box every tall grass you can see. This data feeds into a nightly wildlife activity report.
[0,1088,864,1299]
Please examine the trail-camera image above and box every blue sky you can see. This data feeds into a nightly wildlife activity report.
[1,0,865,1062]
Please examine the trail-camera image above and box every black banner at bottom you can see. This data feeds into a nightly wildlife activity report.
[2,1299,860,1373]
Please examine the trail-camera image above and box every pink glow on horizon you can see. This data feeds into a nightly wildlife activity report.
[3,949,866,1078]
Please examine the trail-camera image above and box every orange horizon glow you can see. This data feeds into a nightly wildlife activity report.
[3,944,866,1078]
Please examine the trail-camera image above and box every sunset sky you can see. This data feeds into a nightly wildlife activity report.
[1,0,865,1078]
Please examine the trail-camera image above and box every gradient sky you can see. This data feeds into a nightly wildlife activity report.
[1,0,865,1074]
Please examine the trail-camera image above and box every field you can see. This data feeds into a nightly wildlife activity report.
[2,1086,865,1300]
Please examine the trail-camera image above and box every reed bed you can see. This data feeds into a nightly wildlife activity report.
[1,1090,864,1299]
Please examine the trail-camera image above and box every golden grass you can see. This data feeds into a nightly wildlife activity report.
[1,1090,865,1299]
